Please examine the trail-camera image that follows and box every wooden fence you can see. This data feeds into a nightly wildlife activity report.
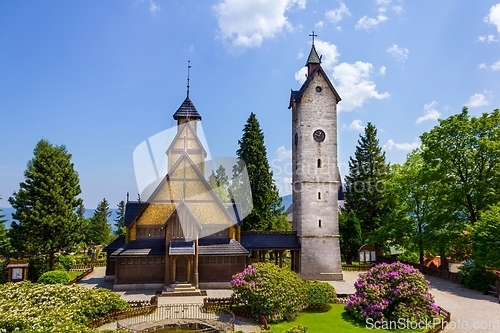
[377,257,461,284]
[89,296,158,328]
[116,304,234,333]
[68,267,94,285]
[426,307,451,333]
[342,264,373,271]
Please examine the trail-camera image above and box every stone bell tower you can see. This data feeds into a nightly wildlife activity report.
[289,32,343,281]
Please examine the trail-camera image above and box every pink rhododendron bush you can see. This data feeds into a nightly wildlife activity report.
[231,263,308,323]
[345,261,439,323]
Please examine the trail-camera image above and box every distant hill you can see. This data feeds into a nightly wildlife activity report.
[0,207,118,230]
[281,194,292,210]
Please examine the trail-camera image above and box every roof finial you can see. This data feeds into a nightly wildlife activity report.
[186,60,191,98]
[309,31,317,45]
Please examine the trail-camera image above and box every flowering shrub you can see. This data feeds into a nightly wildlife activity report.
[345,261,439,323]
[38,270,71,284]
[231,263,308,323]
[305,281,336,311]
[0,281,129,332]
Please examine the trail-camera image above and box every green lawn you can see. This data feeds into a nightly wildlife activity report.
[269,304,427,333]
[68,271,82,281]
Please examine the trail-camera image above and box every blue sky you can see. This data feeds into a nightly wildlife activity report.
[1,1,499,209]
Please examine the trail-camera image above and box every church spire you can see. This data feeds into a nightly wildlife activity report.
[173,60,202,123]
[305,31,321,75]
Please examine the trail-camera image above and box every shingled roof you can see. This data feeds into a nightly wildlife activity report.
[240,232,300,250]
[124,202,145,227]
[111,238,165,257]
[198,238,249,256]
[173,96,202,120]
[102,235,126,253]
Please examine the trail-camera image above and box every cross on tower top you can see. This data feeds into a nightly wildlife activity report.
[309,31,318,45]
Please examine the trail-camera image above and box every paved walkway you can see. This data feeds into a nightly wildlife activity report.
[79,268,500,333]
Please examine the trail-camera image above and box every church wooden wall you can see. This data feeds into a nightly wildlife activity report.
[116,256,165,284]
[198,256,245,282]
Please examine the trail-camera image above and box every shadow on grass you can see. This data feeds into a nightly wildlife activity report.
[341,311,367,328]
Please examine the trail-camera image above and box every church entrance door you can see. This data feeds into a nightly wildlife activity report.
[176,256,188,282]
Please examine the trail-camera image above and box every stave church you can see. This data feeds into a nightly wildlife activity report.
[103,36,343,291]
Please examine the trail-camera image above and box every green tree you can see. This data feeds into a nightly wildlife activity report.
[114,200,126,236]
[233,113,284,231]
[344,123,390,247]
[377,151,437,265]
[0,195,12,256]
[470,203,500,269]
[339,210,362,265]
[86,198,112,246]
[420,108,500,268]
[8,139,83,269]
[208,165,230,202]
[420,108,500,226]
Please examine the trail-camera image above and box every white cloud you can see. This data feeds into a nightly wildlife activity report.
[392,5,403,14]
[387,44,409,61]
[376,0,391,5]
[294,39,388,111]
[348,119,365,131]
[315,21,324,28]
[466,92,491,108]
[325,2,351,24]
[297,51,304,59]
[379,66,386,75]
[333,62,390,111]
[355,12,388,31]
[479,60,500,70]
[477,34,497,43]
[213,0,306,49]
[484,4,500,33]
[149,0,160,13]
[416,101,441,124]
[384,139,420,151]
[276,146,292,160]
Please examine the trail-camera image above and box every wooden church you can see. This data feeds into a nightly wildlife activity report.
[104,35,344,291]
[104,90,250,291]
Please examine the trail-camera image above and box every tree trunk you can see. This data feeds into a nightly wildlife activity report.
[439,248,449,271]
[49,252,55,270]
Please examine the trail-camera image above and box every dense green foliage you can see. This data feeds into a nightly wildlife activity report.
[37,270,71,284]
[8,139,83,269]
[344,123,390,245]
[458,259,497,293]
[231,263,308,323]
[85,198,112,246]
[469,203,500,269]
[234,113,284,231]
[339,210,362,264]
[114,200,126,236]
[208,165,231,202]
[305,281,336,311]
[56,254,76,271]
[345,262,438,323]
[0,281,129,332]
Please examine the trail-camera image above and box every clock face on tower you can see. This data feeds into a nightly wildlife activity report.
[313,129,325,142]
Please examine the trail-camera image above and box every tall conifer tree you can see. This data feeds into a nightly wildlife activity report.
[87,198,112,245]
[114,200,126,236]
[234,113,284,231]
[8,139,83,269]
[344,123,390,245]
[0,195,12,256]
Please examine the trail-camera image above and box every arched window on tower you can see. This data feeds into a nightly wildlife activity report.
[318,192,321,199]
[317,159,321,168]
[318,219,322,228]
